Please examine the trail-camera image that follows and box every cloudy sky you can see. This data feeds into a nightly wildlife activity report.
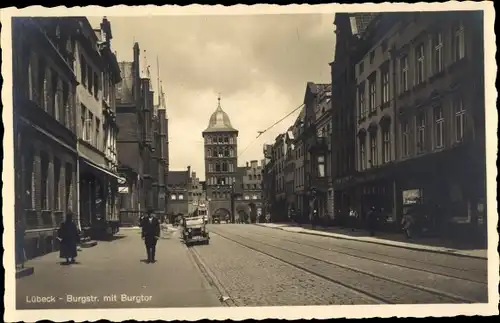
[88,14,336,180]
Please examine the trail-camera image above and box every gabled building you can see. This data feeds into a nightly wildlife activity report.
[300,82,331,223]
[235,160,264,223]
[166,167,190,221]
[74,16,122,237]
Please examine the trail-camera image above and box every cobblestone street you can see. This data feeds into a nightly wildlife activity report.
[17,224,489,309]
[191,224,488,306]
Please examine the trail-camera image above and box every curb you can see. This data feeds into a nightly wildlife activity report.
[256,224,487,260]
[187,246,238,307]
[16,266,35,279]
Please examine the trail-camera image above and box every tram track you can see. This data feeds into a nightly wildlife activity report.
[245,230,487,284]
[211,229,485,304]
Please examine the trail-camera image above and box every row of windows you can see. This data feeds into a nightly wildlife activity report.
[206,147,235,158]
[401,97,466,157]
[295,165,305,189]
[400,22,465,93]
[357,21,466,121]
[358,126,392,171]
[206,176,236,186]
[205,135,236,145]
[247,174,262,181]
[80,104,117,155]
[358,97,466,171]
[207,161,235,173]
[21,147,74,212]
[24,52,76,132]
[79,54,116,104]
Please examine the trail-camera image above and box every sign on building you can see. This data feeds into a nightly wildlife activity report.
[118,186,129,194]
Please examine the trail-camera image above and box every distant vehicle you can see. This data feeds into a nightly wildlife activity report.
[182,215,210,246]
[212,215,221,224]
[196,203,209,225]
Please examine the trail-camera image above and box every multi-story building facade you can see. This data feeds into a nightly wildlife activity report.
[74,17,121,237]
[187,168,205,216]
[301,82,331,223]
[284,127,296,215]
[13,17,79,259]
[392,12,485,238]
[166,167,190,221]
[353,13,399,223]
[313,86,333,222]
[202,96,239,223]
[272,133,287,222]
[349,11,485,239]
[115,42,168,226]
[330,13,377,224]
[292,109,306,217]
[235,160,264,222]
[261,144,275,219]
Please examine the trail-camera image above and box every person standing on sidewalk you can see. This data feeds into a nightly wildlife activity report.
[348,207,359,232]
[367,206,378,236]
[141,209,160,263]
[57,212,80,264]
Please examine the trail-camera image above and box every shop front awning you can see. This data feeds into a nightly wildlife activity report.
[80,157,122,181]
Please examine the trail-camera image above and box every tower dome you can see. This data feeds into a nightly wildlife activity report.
[203,95,237,133]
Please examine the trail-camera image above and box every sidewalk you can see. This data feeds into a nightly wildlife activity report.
[256,223,487,259]
[16,229,221,309]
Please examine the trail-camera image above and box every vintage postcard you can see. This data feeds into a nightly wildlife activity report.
[2,2,498,322]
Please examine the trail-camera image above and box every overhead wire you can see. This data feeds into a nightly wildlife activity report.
[237,102,305,159]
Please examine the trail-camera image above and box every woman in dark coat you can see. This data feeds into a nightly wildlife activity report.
[58,212,79,264]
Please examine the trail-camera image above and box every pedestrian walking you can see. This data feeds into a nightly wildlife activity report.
[348,207,359,231]
[57,212,80,264]
[141,209,160,263]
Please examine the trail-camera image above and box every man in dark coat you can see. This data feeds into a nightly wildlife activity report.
[58,212,80,264]
[141,209,160,263]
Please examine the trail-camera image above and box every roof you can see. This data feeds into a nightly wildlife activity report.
[167,171,189,186]
[203,96,238,133]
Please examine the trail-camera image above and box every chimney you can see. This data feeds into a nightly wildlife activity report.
[246,162,249,168]
[187,165,191,175]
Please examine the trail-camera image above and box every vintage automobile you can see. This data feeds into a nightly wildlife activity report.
[182,215,210,246]
[212,215,221,224]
